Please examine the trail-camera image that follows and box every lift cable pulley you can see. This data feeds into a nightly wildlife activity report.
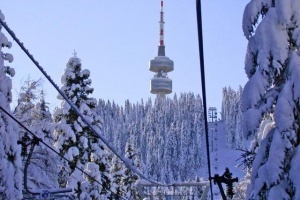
[210,168,238,200]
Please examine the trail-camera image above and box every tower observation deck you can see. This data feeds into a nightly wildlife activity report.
[149,1,174,97]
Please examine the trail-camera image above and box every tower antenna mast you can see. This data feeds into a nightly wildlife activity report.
[149,0,174,98]
[159,1,165,50]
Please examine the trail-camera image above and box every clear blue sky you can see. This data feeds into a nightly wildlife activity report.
[2,1,248,115]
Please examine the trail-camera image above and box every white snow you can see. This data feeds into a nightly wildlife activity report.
[268,180,289,200]
[242,0,273,38]
[0,10,5,21]
[80,136,88,149]
[54,121,76,150]
[242,108,262,138]
[0,15,23,198]
[289,52,300,101]
[61,101,71,115]
[0,32,9,47]
[81,69,90,78]
[290,146,300,199]
[291,1,300,26]
[254,8,288,71]
[85,162,101,181]
[274,82,294,132]
[4,66,15,77]
[74,121,83,132]
[3,53,13,63]
[257,117,274,142]
[65,146,79,161]
[275,0,292,25]
[70,83,80,92]
[242,71,268,111]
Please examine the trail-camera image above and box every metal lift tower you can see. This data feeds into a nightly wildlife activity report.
[149,1,174,98]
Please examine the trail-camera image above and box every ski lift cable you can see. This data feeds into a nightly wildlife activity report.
[0,18,165,187]
[23,136,74,199]
[195,0,214,199]
[0,106,129,200]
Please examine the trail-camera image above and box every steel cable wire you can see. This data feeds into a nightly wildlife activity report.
[196,0,214,199]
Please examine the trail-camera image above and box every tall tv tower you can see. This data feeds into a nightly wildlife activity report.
[149,0,174,98]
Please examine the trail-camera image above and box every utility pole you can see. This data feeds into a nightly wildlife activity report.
[208,107,217,152]
[208,107,217,123]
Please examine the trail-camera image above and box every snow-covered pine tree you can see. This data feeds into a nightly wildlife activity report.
[179,120,195,181]
[54,55,112,198]
[163,122,177,184]
[140,98,153,169]
[14,80,60,190]
[27,89,59,190]
[235,86,244,149]
[153,97,166,182]
[193,94,204,173]
[242,1,300,199]
[13,78,41,126]
[224,87,237,148]
[122,140,139,199]
[221,86,244,149]
[221,87,228,121]
[33,90,55,143]
[0,10,22,199]
[233,171,251,200]
[144,104,158,180]
[110,156,125,199]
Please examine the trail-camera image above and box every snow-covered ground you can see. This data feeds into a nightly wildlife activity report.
[203,121,245,199]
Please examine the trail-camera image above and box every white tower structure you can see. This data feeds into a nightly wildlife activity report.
[149,0,174,98]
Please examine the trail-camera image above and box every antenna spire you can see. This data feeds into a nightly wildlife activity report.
[159,1,164,46]
[149,0,174,97]
[158,0,165,56]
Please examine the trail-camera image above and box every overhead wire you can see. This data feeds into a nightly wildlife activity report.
[0,106,129,200]
[0,17,164,187]
[195,0,214,199]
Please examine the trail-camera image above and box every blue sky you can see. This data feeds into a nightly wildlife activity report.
[2,1,248,115]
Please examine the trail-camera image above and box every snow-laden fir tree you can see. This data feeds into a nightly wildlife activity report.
[33,90,56,143]
[234,87,244,149]
[54,55,112,198]
[28,90,59,190]
[242,1,300,199]
[153,98,166,182]
[122,140,139,199]
[144,107,158,180]
[0,10,22,199]
[14,80,59,191]
[221,86,244,149]
[179,120,196,181]
[110,156,125,199]
[163,122,178,184]
[14,78,41,124]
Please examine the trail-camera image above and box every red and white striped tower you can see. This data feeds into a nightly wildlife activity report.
[159,1,164,46]
[149,0,174,97]
[158,0,165,56]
